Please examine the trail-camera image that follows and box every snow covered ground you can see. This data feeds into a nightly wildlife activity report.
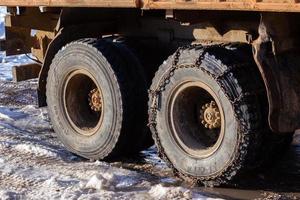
[0,6,299,200]
[0,77,220,199]
[0,82,220,200]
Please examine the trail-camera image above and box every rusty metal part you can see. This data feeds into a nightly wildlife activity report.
[89,88,102,112]
[200,101,221,130]
[252,13,300,132]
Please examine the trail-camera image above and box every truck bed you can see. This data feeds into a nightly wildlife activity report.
[1,0,300,13]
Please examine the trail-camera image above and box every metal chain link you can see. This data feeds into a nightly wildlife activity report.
[148,43,257,185]
[148,44,209,183]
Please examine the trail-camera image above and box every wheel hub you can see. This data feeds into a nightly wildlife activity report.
[200,101,221,129]
[89,88,102,112]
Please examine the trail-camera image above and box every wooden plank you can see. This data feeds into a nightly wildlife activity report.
[0,0,138,8]
[5,11,58,32]
[12,63,41,82]
[2,0,300,13]
[145,1,300,12]
[5,26,32,56]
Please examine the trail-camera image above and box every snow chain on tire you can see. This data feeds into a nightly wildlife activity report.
[148,44,260,186]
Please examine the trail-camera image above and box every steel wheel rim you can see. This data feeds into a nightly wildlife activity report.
[168,81,225,158]
[63,69,104,136]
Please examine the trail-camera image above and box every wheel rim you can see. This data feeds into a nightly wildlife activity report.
[168,81,225,158]
[63,69,104,136]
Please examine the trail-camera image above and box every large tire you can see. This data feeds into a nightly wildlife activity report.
[149,45,266,186]
[47,38,152,160]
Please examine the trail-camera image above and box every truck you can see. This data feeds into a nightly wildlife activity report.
[0,0,299,186]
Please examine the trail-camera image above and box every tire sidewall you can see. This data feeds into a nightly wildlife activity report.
[156,66,239,177]
[47,44,122,158]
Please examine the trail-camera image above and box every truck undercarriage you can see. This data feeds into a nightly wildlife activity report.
[0,2,299,185]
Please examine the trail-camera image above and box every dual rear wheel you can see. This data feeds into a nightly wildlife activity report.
[46,40,293,185]
[149,45,293,185]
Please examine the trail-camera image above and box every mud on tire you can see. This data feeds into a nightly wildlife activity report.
[47,38,152,160]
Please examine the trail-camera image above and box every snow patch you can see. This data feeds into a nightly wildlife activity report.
[0,140,15,149]
[14,143,58,157]
[0,54,34,81]
[141,146,167,168]
[0,106,27,121]
[94,160,110,167]
[149,184,221,200]
[0,112,12,120]
[149,184,193,199]
[43,176,61,188]
[84,174,106,190]
[0,190,22,200]
[84,172,118,190]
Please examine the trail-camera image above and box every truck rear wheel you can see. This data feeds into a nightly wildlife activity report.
[47,38,151,160]
[149,45,265,186]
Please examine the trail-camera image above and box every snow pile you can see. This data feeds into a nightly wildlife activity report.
[82,169,145,191]
[84,174,106,190]
[148,184,223,200]
[0,105,50,131]
[149,184,192,199]
[14,144,58,158]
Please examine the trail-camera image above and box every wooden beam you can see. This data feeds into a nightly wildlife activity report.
[12,63,41,82]
[5,26,32,56]
[31,31,55,62]
[1,0,300,12]
[5,11,58,32]
[145,1,300,13]
[0,0,139,8]
[0,39,6,51]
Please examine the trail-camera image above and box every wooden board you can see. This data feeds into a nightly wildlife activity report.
[0,0,139,8]
[145,0,300,13]
[12,63,41,82]
[1,0,300,12]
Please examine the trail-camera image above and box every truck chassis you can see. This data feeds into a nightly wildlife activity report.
[0,1,299,186]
